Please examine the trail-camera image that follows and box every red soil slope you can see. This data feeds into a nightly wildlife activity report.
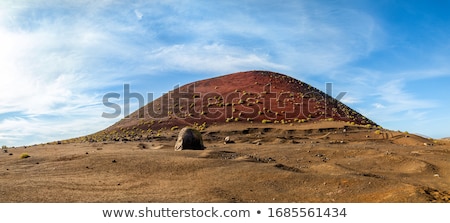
[94,71,377,140]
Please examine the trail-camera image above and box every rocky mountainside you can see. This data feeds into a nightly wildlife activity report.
[90,71,377,141]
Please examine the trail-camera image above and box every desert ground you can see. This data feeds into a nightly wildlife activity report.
[1,121,449,203]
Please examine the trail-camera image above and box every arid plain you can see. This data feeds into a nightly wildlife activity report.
[1,71,449,202]
[1,121,449,203]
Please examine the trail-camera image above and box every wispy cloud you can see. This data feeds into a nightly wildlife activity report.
[0,113,114,146]
[145,43,288,74]
[130,0,383,75]
[375,79,436,111]
[0,1,133,145]
[358,79,437,124]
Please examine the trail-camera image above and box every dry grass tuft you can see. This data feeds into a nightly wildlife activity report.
[19,153,30,159]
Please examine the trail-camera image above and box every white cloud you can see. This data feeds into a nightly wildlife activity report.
[376,79,435,109]
[0,113,118,146]
[145,43,289,74]
[268,6,383,74]
[0,1,135,146]
[394,68,450,80]
[358,79,437,125]
[128,0,384,75]
[134,9,143,20]
[373,103,385,109]
[339,96,361,105]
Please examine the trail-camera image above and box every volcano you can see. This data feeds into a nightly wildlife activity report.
[97,71,376,141]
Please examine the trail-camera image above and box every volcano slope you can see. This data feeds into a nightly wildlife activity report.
[97,70,377,141]
[1,71,449,202]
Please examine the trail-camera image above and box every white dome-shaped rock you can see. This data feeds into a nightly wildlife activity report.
[174,127,205,151]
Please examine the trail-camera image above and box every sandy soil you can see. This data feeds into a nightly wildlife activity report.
[1,122,449,203]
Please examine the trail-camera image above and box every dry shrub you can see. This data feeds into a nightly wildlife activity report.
[19,153,30,159]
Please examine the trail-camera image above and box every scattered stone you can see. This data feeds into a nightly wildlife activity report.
[251,139,262,144]
[149,145,163,150]
[434,174,440,177]
[223,136,235,144]
[3,149,7,153]
[315,154,329,162]
[36,162,39,165]
[274,163,300,172]
[85,152,89,155]
[57,141,62,145]
[137,143,148,149]
[9,153,13,156]
[112,160,117,163]
[328,140,345,144]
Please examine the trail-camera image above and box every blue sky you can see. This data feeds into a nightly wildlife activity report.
[1,0,449,146]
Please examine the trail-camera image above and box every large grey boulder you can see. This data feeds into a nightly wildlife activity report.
[174,127,205,151]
